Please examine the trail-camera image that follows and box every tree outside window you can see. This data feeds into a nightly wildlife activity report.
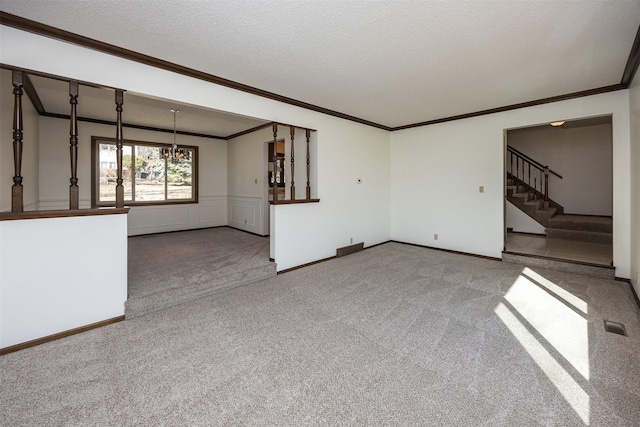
[92,137,198,207]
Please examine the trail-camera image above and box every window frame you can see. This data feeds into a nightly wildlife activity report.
[91,136,199,207]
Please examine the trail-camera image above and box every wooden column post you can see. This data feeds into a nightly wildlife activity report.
[290,126,295,200]
[11,70,24,212]
[115,90,125,208]
[272,123,278,204]
[69,81,79,209]
[305,129,311,199]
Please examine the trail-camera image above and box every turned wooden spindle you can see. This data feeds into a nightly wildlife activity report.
[69,81,79,210]
[272,123,278,204]
[290,126,295,200]
[305,129,311,199]
[11,70,24,212]
[115,90,125,208]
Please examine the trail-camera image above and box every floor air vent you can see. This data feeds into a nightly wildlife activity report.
[603,320,627,336]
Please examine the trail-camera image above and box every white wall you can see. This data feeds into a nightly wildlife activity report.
[273,120,389,271]
[508,123,613,215]
[0,212,128,348]
[629,74,640,295]
[0,25,392,272]
[391,90,631,278]
[227,127,270,235]
[37,116,227,235]
[0,69,39,212]
[506,201,546,234]
[391,115,504,257]
[226,124,317,236]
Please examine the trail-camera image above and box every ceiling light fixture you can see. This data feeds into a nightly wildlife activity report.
[550,121,565,127]
[161,109,191,161]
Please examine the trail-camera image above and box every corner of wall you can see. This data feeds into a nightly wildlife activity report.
[628,76,640,293]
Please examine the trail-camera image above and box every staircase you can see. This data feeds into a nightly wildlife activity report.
[506,147,613,244]
[506,175,560,227]
[546,214,612,244]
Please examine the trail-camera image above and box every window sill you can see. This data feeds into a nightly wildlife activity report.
[94,199,197,208]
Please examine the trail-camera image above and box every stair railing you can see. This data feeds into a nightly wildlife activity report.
[507,146,562,205]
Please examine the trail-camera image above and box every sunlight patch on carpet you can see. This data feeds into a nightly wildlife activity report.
[496,267,591,424]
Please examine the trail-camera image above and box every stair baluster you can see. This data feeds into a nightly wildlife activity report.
[544,166,549,203]
[506,146,564,225]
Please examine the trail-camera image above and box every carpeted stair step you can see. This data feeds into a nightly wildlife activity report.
[545,228,612,244]
[510,191,530,200]
[523,198,541,206]
[547,214,612,233]
[125,263,277,319]
[507,194,556,227]
[535,206,556,217]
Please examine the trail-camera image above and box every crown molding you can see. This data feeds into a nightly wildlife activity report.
[391,84,625,131]
[621,24,640,87]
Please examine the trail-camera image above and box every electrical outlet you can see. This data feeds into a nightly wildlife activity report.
[434,234,438,241]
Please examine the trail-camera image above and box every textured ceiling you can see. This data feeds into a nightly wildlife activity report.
[27,74,269,137]
[1,0,639,129]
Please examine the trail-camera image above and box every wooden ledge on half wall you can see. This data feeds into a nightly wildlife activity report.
[269,199,320,205]
[0,207,130,221]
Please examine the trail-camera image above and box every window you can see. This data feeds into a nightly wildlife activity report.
[92,137,198,207]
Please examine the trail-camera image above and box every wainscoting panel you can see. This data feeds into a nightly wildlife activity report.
[127,195,226,236]
[39,198,92,210]
[36,196,228,236]
[228,196,265,235]
[231,205,255,226]
[197,196,227,227]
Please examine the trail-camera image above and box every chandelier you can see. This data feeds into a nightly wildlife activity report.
[161,109,191,161]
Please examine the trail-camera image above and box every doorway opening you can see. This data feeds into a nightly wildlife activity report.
[504,116,613,266]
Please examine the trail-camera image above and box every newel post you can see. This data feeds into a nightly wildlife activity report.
[272,123,278,204]
[69,81,79,209]
[115,90,125,208]
[290,126,295,200]
[11,70,24,212]
[305,129,311,199]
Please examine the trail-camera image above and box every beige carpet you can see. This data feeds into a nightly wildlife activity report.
[1,242,639,425]
[126,227,275,318]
